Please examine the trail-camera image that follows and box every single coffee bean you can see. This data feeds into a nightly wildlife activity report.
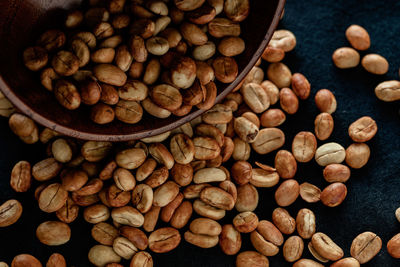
[308,242,329,263]
[93,64,127,86]
[241,83,270,114]
[315,89,337,114]
[218,37,245,57]
[348,116,377,142]
[257,220,284,246]
[283,236,304,262]
[272,208,296,235]
[350,231,382,263]
[88,245,121,267]
[362,54,389,75]
[291,73,310,100]
[219,224,241,255]
[52,50,79,76]
[0,199,23,227]
[332,47,360,69]
[252,128,285,155]
[213,56,238,83]
[267,63,292,88]
[38,29,66,51]
[275,179,300,207]
[311,232,344,261]
[315,142,346,166]
[299,182,321,203]
[262,46,285,63]
[54,80,81,110]
[260,109,286,127]
[293,259,323,267]
[345,24,370,50]
[10,161,31,192]
[296,209,316,239]
[388,233,400,259]
[70,39,90,67]
[280,88,299,114]
[129,251,153,267]
[331,257,360,267]
[36,221,71,246]
[375,80,400,102]
[314,112,334,141]
[23,46,48,71]
[236,251,269,267]
[83,204,110,224]
[149,143,175,170]
[8,113,36,137]
[38,183,68,213]
[56,197,79,223]
[200,186,235,210]
[234,117,259,143]
[111,206,144,227]
[224,0,249,22]
[113,237,138,260]
[233,211,259,233]
[170,201,193,229]
[170,133,195,164]
[292,131,317,163]
[116,148,146,170]
[193,167,226,184]
[113,168,136,191]
[231,161,252,185]
[208,18,241,38]
[161,193,183,223]
[91,222,119,246]
[46,253,66,267]
[148,227,181,253]
[345,143,370,169]
[11,254,42,267]
[235,184,259,212]
[106,184,131,207]
[250,230,279,257]
[323,164,351,183]
[52,138,73,163]
[193,199,226,220]
[184,231,219,248]
[261,80,280,105]
[321,182,347,207]
[269,29,296,52]
[275,150,297,178]
[99,160,118,181]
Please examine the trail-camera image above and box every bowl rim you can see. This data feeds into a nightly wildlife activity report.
[0,0,286,142]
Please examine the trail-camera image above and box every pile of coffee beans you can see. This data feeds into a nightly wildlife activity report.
[22,0,250,125]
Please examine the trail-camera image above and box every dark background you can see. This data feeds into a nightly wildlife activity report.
[1,0,400,266]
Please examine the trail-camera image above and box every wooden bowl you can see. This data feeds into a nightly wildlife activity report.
[0,0,285,141]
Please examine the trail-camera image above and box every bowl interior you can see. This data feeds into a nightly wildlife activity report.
[0,0,285,141]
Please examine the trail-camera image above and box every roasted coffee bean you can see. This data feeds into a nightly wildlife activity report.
[321,182,347,207]
[275,150,297,178]
[250,230,279,257]
[332,47,360,69]
[11,254,42,267]
[113,237,138,260]
[36,221,71,246]
[296,209,316,239]
[236,251,269,267]
[130,251,153,267]
[348,116,377,142]
[311,232,344,261]
[346,24,370,51]
[299,182,321,203]
[148,227,181,253]
[0,199,23,227]
[315,142,346,166]
[23,46,48,71]
[257,220,284,246]
[387,233,400,259]
[252,128,285,155]
[236,183,258,212]
[46,253,66,267]
[315,112,334,141]
[350,232,382,264]
[219,224,241,255]
[283,236,304,262]
[38,183,68,213]
[10,161,31,192]
[91,222,119,246]
[291,73,310,100]
[272,208,296,235]
[315,89,337,114]
[345,143,370,169]
[275,179,300,207]
[111,206,144,227]
[233,211,259,233]
[88,245,121,267]
[267,63,292,88]
[331,257,360,267]
[375,80,400,102]
[323,164,351,183]
[269,30,296,52]
[292,132,317,163]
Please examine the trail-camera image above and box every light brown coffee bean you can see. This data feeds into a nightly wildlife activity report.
[36,221,71,246]
[272,208,296,235]
[375,80,400,102]
[52,138,73,163]
[10,161,31,192]
[275,150,297,179]
[115,100,143,124]
[351,231,382,263]
[71,192,99,207]
[269,30,296,52]
[129,251,153,267]
[241,83,270,113]
[275,179,300,207]
[218,37,245,57]
[169,134,195,165]
[23,46,48,71]
[252,128,285,155]
[315,142,346,166]
[267,63,292,88]
[308,242,329,263]
[184,231,219,248]
[149,227,181,253]
[73,31,96,49]
[224,0,249,21]
[88,245,121,267]
[130,184,153,213]
[311,232,344,261]
[8,113,36,138]
[75,178,103,196]
[232,137,250,161]
[11,254,42,267]
[161,193,183,223]
[153,181,180,207]
[315,89,337,114]
[233,211,259,233]
[348,116,377,142]
[291,73,310,100]
[189,218,221,236]
[83,204,110,224]
[113,168,136,191]
[116,148,146,170]
[56,197,79,223]
[280,88,299,114]
[219,224,241,255]
[315,112,334,141]
[387,233,400,259]
[257,220,284,246]
[231,161,252,185]
[149,143,175,170]
[260,109,286,128]
[332,47,360,69]
[331,257,360,267]
[40,67,58,91]
[260,80,279,105]
[193,199,226,220]
[38,183,68,213]
[113,237,138,260]
[170,201,192,229]
[91,222,119,246]
[93,64,127,86]
[98,160,117,181]
[299,182,321,203]
[323,164,351,183]
[52,50,79,76]
[213,56,238,83]
[184,184,210,199]
[111,206,144,227]
[292,132,317,163]
[194,167,226,184]
[236,184,258,212]
[234,117,259,143]
[236,251,269,267]
[136,159,157,182]
[0,199,23,227]
[293,259,323,267]
[296,209,316,239]
[193,137,221,161]
[54,80,81,110]
[200,186,235,210]
[262,46,285,63]
[46,253,66,267]
[201,103,232,125]
[320,182,347,207]
[81,141,112,162]
[250,230,279,257]
[345,143,370,169]
[283,236,304,262]
[346,24,370,51]
[143,205,160,233]
[208,18,240,38]
[118,80,148,101]
[106,184,131,207]
[38,29,66,51]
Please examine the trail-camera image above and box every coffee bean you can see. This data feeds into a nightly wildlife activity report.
[36,221,71,246]
[283,236,304,262]
[345,143,370,169]
[345,24,370,50]
[331,257,360,267]
[236,251,269,267]
[11,254,42,267]
[350,231,382,263]
[10,161,31,192]
[311,232,344,261]
[272,207,296,235]
[296,208,316,239]
[315,142,346,166]
[332,47,360,69]
[323,164,351,183]
[148,227,181,253]
[321,182,347,207]
[315,89,337,114]
[299,182,321,203]
[88,245,121,267]
[348,116,377,142]
[0,199,23,227]
[375,80,400,102]
[219,224,241,255]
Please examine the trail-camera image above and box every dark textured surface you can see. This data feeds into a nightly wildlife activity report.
[1,0,400,266]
